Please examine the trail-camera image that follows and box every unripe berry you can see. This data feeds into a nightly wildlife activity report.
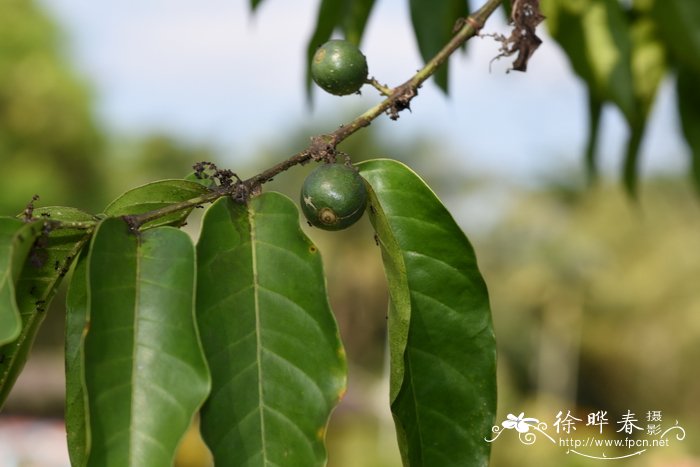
[300,163,368,230]
[311,40,368,96]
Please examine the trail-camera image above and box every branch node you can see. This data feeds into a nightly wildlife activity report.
[466,15,485,32]
[309,135,337,162]
[490,0,544,72]
[232,181,251,204]
[388,84,418,120]
[366,77,393,97]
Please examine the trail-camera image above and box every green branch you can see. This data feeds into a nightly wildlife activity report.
[123,0,504,230]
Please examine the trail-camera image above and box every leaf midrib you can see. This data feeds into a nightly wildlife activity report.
[129,234,143,467]
[249,203,268,464]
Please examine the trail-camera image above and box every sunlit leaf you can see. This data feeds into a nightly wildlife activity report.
[623,12,666,197]
[196,194,347,466]
[359,159,496,466]
[409,0,466,92]
[0,207,93,409]
[630,15,666,117]
[0,218,42,345]
[84,218,210,466]
[542,0,636,122]
[103,179,209,229]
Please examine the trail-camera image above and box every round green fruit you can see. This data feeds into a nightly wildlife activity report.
[311,40,368,96]
[300,163,368,231]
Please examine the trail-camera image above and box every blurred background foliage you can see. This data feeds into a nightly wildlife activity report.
[1,0,700,466]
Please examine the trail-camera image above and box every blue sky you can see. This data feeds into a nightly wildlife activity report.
[39,0,690,185]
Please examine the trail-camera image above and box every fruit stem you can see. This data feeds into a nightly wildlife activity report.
[366,77,392,97]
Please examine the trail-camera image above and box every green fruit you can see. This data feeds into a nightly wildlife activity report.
[311,40,368,96]
[300,163,368,230]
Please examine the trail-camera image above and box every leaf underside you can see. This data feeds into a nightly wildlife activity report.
[1,207,93,409]
[196,193,346,467]
[0,218,42,346]
[359,159,496,467]
[103,179,210,229]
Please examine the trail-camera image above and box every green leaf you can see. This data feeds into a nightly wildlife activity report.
[622,121,646,198]
[501,0,513,19]
[358,159,496,467]
[103,179,209,229]
[84,218,210,467]
[196,194,347,466]
[409,0,466,92]
[65,250,89,467]
[184,171,217,189]
[543,0,636,123]
[250,0,265,12]
[1,208,93,409]
[653,0,700,75]
[630,15,666,118]
[622,12,666,197]
[585,94,603,183]
[0,218,42,345]
[341,0,376,46]
[677,67,700,192]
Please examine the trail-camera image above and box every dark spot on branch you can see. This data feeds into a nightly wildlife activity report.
[388,84,417,120]
[491,0,544,72]
[309,135,336,162]
[232,181,251,204]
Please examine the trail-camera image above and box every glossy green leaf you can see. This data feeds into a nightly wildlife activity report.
[409,0,466,92]
[0,207,93,409]
[359,159,496,467]
[677,67,700,192]
[103,179,209,229]
[543,0,636,123]
[84,218,210,467]
[0,219,42,345]
[65,250,89,467]
[196,194,347,466]
[653,0,700,75]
